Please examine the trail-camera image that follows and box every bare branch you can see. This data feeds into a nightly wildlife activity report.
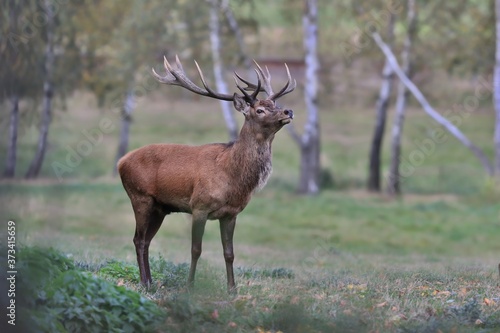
[371,32,494,176]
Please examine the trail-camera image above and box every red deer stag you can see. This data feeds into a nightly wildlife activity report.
[118,55,296,292]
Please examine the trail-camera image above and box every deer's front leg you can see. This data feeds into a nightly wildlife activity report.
[188,212,207,289]
[220,216,237,294]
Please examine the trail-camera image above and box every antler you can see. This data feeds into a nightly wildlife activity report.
[153,55,294,104]
[234,60,297,101]
[152,55,236,101]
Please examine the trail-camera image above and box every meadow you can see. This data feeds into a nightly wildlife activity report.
[1,83,500,332]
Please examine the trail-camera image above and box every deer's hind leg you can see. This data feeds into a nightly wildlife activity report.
[131,195,165,286]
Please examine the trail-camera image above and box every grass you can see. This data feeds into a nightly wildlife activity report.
[1,75,500,331]
[16,247,500,332]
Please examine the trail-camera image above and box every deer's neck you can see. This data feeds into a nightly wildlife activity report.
[226,127,274,192]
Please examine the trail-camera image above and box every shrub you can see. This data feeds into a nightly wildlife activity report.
[37,270,164,333]
[17,247,164,333]
[98,260,142,284]
[150,256,190,289]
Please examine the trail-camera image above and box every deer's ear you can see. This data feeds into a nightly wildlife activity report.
[233,94,250,114]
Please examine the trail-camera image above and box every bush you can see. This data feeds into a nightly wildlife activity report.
[17,247,164,333]
[98,260,142,284]
[150,256,190,289]
[37,270,164,333]
[97,256,189,289]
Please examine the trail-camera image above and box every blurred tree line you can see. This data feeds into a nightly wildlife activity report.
[0,0,498,194]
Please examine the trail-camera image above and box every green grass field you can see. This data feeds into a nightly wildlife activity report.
[1,89,500,332]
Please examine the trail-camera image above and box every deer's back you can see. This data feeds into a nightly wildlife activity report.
[118,143,239,216]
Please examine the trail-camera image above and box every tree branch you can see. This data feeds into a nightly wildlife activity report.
[371,32,494,176]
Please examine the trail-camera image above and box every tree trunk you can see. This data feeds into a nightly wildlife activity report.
[113,89,135,176]
[209,0,238,141]
[296,0,320,195]
[3,94,19,178]
[367,13,396,192]
[387,0,417,195]
[25,0,54,179]
[494,0,500,176]
[372,32,494,176]
[220,0,253,70]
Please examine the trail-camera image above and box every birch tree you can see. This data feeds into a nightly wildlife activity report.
[1,0,41,178]
[111,0,171,174]
[290,0,320,195]
[367,13,395,192]
[113,89,135,175]
[219,0,253,70]
[387,0,417,195]
[208,0,238,141]
[372,32,494,176]
[25,0,55,179]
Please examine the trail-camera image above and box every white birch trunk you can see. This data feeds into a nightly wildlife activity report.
[113,89,135,176]
[26,0,54,179]
[367,14,395,192]
[387,0,417,195]
[209,0,238,141]
[297,0,320,195]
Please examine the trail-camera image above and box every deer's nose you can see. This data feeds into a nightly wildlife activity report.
[284,109,294,119]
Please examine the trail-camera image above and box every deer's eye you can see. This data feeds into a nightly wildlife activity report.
[256,109,265,114]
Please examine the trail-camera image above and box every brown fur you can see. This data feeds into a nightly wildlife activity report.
[118,98,293,292]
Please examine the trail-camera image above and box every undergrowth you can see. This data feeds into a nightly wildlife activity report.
[9,246,500,333]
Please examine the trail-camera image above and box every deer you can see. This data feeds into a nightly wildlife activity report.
[117,55,296,293]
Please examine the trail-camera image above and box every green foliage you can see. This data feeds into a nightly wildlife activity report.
[96,256,190,288]
[17,247,164,333]
[150,255,190,289]
[38,270,163,333]
[17,247,75,307]
[236,266,295,279]
[98,260,142,284]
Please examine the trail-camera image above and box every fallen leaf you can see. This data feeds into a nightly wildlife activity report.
[376,301,388,308]
[475,319,484,326]
[484,298,496,306]
[227,321,237,328]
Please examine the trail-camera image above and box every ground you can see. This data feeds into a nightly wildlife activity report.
[0,89,499,332]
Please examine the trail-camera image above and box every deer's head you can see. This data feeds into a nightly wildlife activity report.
[152,56,295,139]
